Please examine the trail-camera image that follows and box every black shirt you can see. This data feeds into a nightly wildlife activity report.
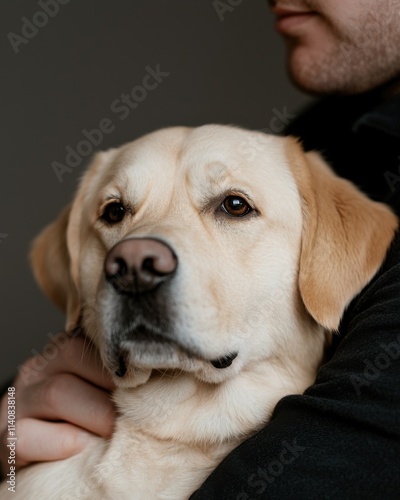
[191,91,400,499]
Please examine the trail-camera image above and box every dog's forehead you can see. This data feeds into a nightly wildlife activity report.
[84,125,301,225]
[110,125,290,186]
[179,126,289,186]
[110,126,189,174]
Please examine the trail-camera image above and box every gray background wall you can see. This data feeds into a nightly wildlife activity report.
[0,0,312,382]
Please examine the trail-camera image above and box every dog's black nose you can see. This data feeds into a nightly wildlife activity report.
[104,238,177,294]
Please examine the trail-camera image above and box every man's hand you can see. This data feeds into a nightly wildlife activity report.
[0,332,116,471]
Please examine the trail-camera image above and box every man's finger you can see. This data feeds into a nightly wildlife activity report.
[12,418,95,468]
[18,374,116,438]
[15,334,115,391]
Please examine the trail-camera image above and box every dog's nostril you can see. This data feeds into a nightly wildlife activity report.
[142,256,155,273]
[142,257,166,277]
[105,256,128,280]
[114,258,128,277]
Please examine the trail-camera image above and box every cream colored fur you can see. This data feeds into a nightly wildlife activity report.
[1,125,397,499]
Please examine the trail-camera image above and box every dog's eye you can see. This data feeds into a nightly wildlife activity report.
[222,196,252,217]
[101,202,126,224]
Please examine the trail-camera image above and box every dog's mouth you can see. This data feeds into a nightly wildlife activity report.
[110,325,238,376]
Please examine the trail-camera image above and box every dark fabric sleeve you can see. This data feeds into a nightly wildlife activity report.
[190,231,400,500]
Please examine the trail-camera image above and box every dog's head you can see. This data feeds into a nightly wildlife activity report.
[31,125,398,387]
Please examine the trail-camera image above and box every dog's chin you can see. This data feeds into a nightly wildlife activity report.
[105,328,241,387]
[120,337,207,372]
[111,365,153,389]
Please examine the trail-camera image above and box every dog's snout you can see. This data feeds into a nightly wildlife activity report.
[104,238,177,294]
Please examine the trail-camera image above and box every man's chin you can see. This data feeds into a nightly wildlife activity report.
[286,43,383,96]
[285,45,334,95]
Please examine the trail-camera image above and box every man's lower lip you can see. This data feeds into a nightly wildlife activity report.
[275,12,317,34]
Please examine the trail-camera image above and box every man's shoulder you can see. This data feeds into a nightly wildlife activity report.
[285,92,400,203]
[285,94,376,145]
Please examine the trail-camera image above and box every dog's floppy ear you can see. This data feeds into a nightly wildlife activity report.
[287,138,398,331]
[30,204,81,332]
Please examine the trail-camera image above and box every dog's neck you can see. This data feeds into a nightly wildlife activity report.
[84,311,327,499]
[113,363,296,444]
[89,341,324,499]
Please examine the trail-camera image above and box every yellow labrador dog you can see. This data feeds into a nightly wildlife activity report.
[2,125,397,499]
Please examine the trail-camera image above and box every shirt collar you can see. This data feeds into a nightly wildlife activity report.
[352,92,400,138]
